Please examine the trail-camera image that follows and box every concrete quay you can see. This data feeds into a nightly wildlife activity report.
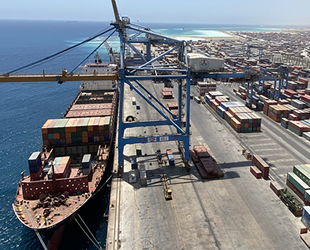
[106,80,308,250]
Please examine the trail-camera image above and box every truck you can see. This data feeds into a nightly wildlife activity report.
[160,174,172,200]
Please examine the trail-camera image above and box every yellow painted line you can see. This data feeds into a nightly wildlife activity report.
[133,190,141,249]
[170,193,186,250]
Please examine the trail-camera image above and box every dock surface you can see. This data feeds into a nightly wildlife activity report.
[107,81,308,250]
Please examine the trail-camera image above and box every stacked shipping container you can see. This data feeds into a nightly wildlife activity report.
[197,81,216,96]
[229,107,261,132]
[286,164,310,205]
[190,145,224,179]
[161,88,174,99]
[206,92,262,133]
[47,156,71,179]
[252,155,269,179]
[42,116,111,146]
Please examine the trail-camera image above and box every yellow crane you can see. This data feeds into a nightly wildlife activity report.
[0,71,118,83]
[0,73,118,83]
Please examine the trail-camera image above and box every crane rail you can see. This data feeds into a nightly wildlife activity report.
[0,73,118,82]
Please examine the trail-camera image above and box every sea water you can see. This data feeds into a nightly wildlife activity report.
[0,20,287,249]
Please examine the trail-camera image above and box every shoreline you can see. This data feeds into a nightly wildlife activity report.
[169,31,244,41]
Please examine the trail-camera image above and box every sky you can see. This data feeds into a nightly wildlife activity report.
[1,0,310,26]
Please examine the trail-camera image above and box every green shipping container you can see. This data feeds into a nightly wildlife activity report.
[54,119,68,133]
[136,143,142,156]
[293,165,310,187]
[104,116,111,130]
[287,172,310,195]
[288,125,302,136]
[82,118,90,131]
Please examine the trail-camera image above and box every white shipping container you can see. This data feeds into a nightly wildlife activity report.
[187,53,224,72]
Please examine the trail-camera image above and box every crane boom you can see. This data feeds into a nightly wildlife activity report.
[0,73,118,83]
[111,0,120,23]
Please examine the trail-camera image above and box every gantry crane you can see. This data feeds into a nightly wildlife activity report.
[0,0,267,172]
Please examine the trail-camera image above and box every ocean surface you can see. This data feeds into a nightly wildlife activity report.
[0,20,298,249]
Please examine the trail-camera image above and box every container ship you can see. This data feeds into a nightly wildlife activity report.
[12,53,118,237]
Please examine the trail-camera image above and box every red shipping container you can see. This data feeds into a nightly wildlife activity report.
[250,166,262,179]
[270,181,283,196]
[252,154,269,179]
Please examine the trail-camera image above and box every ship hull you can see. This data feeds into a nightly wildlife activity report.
[12,88,118,244]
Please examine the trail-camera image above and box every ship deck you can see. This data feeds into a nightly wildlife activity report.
[13,160,107,231]
[107,80,308,249]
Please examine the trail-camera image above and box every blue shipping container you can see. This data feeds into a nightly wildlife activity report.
[205,95,211,104]
[28,151,42,173]
[131,157,137,169]
[82,154,91,169]
[217,106,225,118]
[303,206,310,224]
[168,154,175,166]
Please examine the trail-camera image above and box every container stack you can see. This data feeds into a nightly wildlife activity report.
[286,171,310,206]
[284,89,298,98]
[168,154,175,166]
[190,145,224,179]
[28,151,43,180]
[287,81,298,90]
[281,117,289,128]
[48,156,71,179]
[42,116,111,146]
[301,95,310,107]
[278,99,290,105]
[252,155,269,179]
[82,154,92,175]
[291,109,310,120]
[166,102,178,111]
[268,104,289,122]
[270,181,284,196]
[161,88,174,99]
[65,103,112,118]
[263,100,277,116]
[291,99,306,109]
[288,121,310,136]
[207,93,261,133]
[250,166,262,179]
[197,82,216,96]
[228,107,262,132]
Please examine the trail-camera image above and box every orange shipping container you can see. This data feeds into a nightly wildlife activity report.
[88,117,96,131]
[60,156,70,166]
[54,133,60,139]
[99,117,105,130]
[230,117,241,128]
[82,131,88,137]
[42,119,53,134]
[65,118,78,133]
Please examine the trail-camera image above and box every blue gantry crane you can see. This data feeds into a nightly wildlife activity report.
[109,0,256,171]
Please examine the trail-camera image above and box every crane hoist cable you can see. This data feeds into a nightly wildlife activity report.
[5,26,116,75]
[69,29,117,74]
